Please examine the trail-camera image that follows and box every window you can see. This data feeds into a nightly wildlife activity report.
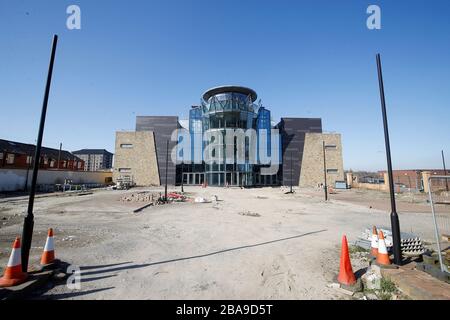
[120,144,133,148]
[6,153,15,164]
[0,152,3,160]
[119,168,131,173]
[327,169,339,174]
[50,160,55,167]
[26,156,33,164]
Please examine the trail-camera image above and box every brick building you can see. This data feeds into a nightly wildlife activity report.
[0,139,84,171]
[72,149,114,172]
[378,169,449,191]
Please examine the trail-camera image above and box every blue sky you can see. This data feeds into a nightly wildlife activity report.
[1,0,449,171]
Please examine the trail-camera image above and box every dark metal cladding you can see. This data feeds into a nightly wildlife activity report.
[136,116,179,185]
[278,118,322,186]
[202,85,258,102]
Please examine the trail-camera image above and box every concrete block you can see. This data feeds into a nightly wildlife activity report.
[369,264,382,277]
[366,292,378,300]
[362,270,382,290]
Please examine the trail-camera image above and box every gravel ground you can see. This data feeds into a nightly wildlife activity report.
[0,186,445,299]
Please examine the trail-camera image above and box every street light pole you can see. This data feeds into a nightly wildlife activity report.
[376,53,402,265]
[181,161,184,193]
[24,150,33,192]
[442,150,449,192]
[21,35,58,271]
[323,141,328,201]
[290,151,293,193]
[164,139,169,202]
[57,142,62,170]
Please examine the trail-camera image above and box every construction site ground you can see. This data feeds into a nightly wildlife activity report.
[0,186,448,300]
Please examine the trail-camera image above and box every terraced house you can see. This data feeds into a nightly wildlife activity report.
[0,139,84,171]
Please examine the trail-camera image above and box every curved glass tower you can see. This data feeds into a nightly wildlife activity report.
[201,86,258,186]
[178,85,280,187]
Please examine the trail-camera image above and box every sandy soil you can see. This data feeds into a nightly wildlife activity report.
[0,186,445,299]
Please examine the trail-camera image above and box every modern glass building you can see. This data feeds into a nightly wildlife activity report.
[178,85,280,187]
[121,85,344,189]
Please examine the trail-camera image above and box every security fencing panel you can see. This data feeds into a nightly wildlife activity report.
[427,176,450,273]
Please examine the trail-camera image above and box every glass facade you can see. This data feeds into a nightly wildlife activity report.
[257,107,271,160]
[178,86,280,187]
[189,107,203,163]
[202,88,256,186]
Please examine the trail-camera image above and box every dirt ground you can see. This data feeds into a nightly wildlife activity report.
[0,186,446,299]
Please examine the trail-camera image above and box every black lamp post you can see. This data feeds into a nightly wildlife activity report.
[21,35,58,271]
[181,161,184,193]
[164,139,169,202]
[323,141,328,201]
[376,53,402,265]
[290,151,293,193]
[24,153,33,192]
[57,142,62,170]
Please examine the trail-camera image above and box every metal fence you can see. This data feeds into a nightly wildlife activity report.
[427,176,450,273]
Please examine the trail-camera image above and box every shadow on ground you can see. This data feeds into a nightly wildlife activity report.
[37,229,327,299]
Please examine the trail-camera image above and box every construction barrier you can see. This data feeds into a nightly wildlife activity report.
[0,237,28,287]
[337,235,356,285]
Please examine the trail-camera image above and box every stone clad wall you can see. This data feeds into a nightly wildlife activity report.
[113,131,160,186]
[299,133,345,188]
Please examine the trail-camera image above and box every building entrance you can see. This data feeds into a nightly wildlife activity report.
[183,173,205,185]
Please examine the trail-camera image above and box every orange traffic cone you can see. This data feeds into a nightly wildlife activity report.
[376,230,391,265]
[0,237,28,287]
[41,228,55,265]
[370,226,379,257]
[337,235,356,286]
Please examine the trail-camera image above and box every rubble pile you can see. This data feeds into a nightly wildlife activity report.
[121,191,190,208]
[120,192,157,203]
[166,192,187,202]
[238,210,261,217]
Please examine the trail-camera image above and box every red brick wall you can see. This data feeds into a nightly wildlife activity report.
[378,169,449,190]
[0,152,85,171]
